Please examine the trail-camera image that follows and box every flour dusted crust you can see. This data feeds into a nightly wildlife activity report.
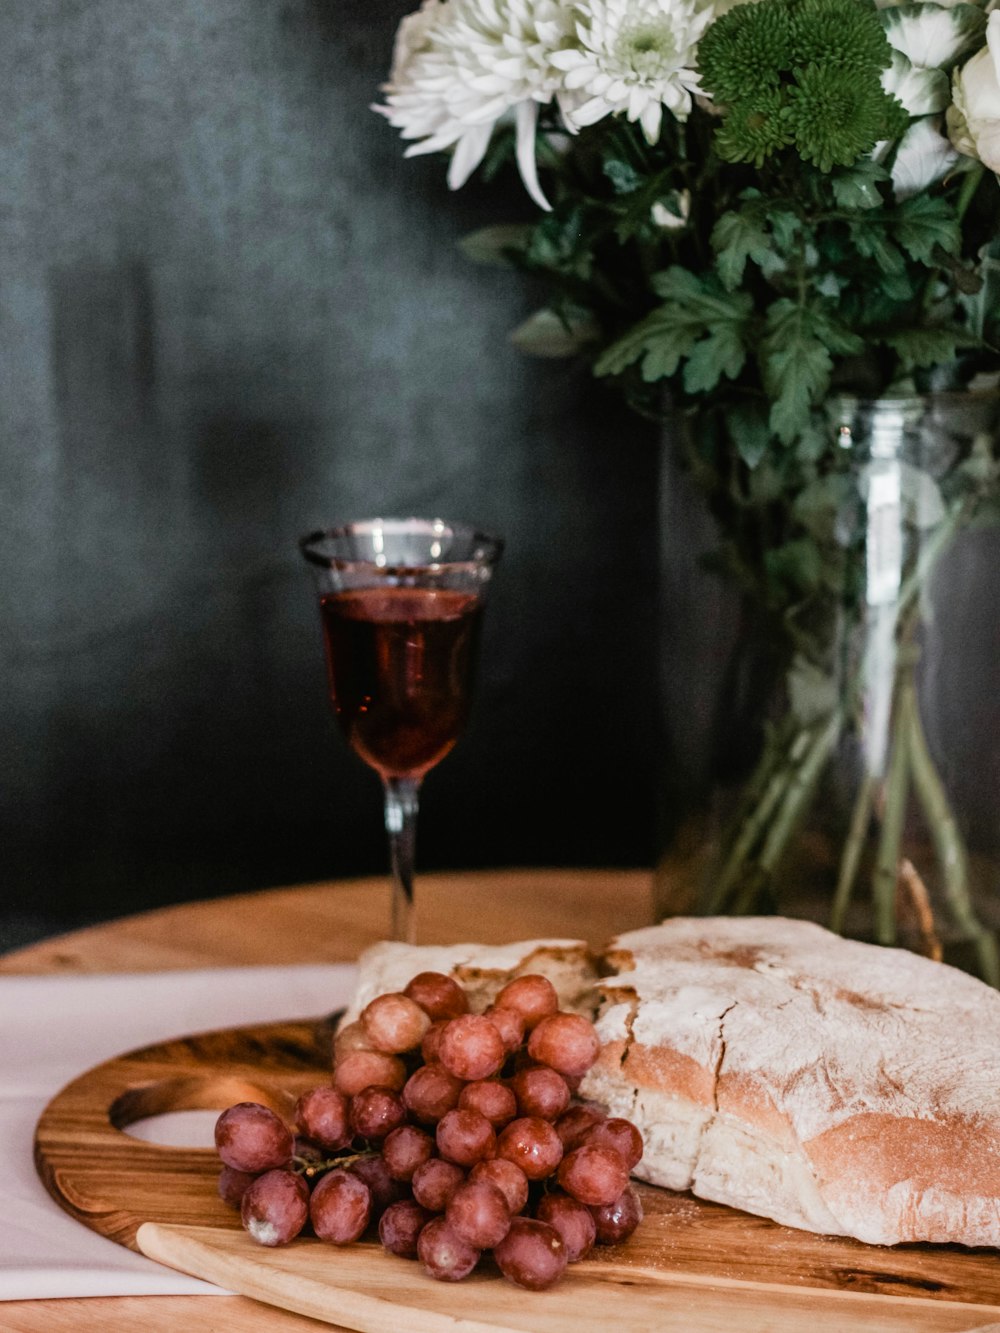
[581,917,1000,1247]
[343,939,599,1025]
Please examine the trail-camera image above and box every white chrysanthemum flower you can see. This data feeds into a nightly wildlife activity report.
[375,0,572,209]
[550,0,713,143]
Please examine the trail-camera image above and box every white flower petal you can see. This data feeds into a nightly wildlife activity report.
[515,99,552,210]
[881,50,949,113]
[891,116,960,196]
[447,122,495,188]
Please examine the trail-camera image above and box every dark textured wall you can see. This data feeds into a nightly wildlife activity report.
[0,0,659,948]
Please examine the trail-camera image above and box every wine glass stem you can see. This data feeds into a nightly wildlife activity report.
[383,776,421,944]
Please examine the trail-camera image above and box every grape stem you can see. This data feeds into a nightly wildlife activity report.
[292,1147,377,1181]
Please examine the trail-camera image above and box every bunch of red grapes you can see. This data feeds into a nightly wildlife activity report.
[214,971,644,1291]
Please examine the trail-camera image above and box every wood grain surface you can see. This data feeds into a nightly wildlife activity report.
[34,1010,1000,1331]
[8,870,1000,1332]
[1,869,654,974]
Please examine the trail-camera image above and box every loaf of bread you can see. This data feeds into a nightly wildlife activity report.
[343,938,599,1025]
[583,917,1000,1247]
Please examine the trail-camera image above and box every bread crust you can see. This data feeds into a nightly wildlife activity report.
[581,917,1000,1247]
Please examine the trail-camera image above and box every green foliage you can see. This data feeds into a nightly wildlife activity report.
[456,16,1000,651]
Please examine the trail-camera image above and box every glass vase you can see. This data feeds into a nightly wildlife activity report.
[655,392,1000,982]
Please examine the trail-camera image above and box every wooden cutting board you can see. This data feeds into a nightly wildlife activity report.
[34,1015,1000,1332]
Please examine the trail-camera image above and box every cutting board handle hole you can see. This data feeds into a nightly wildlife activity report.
[110,1074,290,1148]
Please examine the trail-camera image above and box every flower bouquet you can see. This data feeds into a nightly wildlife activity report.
[376,0,1000,978]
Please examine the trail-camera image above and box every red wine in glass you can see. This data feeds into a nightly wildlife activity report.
[319,587,483,780]
[300,519,502,943]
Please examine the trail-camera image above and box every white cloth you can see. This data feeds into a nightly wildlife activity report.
[0,963,358,1300]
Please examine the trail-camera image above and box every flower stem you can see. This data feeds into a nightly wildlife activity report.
[702,725,814,912]
[829,769,876,934]
[871,707,911,946]
[758,711,841,877]
[904,678,1000,985]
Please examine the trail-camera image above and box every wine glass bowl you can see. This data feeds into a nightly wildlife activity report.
[300,518,503,942]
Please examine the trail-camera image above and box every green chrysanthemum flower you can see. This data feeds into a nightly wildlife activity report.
[789,0,891,72]
[714,88,793,165]
[699,0,907,170]
[698,4,795,104]
[785,63,895,170]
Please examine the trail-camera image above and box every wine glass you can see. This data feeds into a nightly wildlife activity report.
[299,518,503,943]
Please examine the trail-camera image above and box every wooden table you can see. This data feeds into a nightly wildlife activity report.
[4,868,999,1333]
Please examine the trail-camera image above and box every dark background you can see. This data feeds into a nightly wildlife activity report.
[0,0,660,951]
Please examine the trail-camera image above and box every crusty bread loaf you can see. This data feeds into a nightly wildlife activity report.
[343,938,599,1025]
[582,917,1000,1247]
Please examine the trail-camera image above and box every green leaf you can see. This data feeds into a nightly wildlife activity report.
[510,307,600,358]
[683,325,748,393]
[595,270,752,388]
[831,159,890,211]
[458,224,532,267]
[880,325,981,369]
[850,223,907,275]
[711,210,773,290]
[893,194,961,265]
[603,158,642,195]
[594,308,699,379]
[764,539,824,597]
[725,400,772,468]
[761,300,834,444]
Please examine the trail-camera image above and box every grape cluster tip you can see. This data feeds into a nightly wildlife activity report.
[214,970,644,1290]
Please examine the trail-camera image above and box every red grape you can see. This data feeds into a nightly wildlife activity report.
[294,1086,351,1152]
[435,1107,496,1166]
[590,1184,643,1245]
[458,1079,517,1127]
[215,1102,293,1174]
[334,1050,406,1096]
[403,1064,464,1124]
[557,1145,629,1207]
[362,992,431,1054]
[292,1136,327,1170]
[527,1012,601,1077]
[379,1199,433,1258]
[495,1116,563,1180]
[382,1123,435,1181]
[437,1014,505,1081]
[509,1066,570,1121]
[218,1165,257,1210]
[333,1019,374,1060]
[554,1102,606,1150]
[350,1086,407,1140]
[493,1217,567,1290]
[310,1169,372,1244]
[240,1169,309,1246]
[483,1004,525,1053]
[493,975,558,1030]
[348,1153,401,1218]
[421,1020,447,1064]
[404,971,469,1020]
[536,1192,597,1262]
[446,1178,512,1248]
[417,1217,480,1282]
[412,1157,465,1212]
[469,1158,529,1215]
[581,1117,643,1170]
